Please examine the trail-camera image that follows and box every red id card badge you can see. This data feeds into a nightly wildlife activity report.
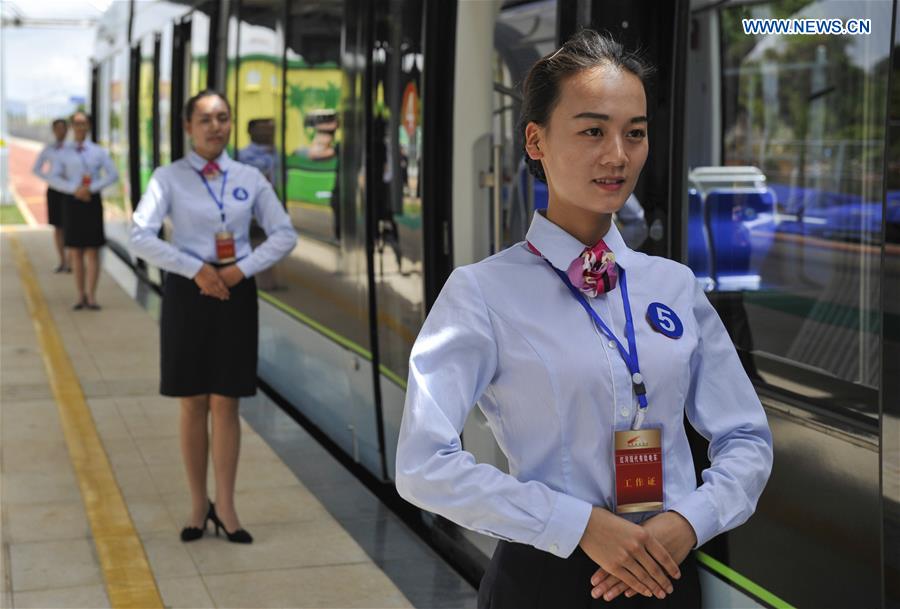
[614,427,664,514]
[215,231,236,263]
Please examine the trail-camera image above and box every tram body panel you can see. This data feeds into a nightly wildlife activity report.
[730,407,880,608]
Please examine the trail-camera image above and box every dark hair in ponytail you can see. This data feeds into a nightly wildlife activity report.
[519,30,654,182]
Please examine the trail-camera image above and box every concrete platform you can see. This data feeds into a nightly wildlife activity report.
[0,227,476,608]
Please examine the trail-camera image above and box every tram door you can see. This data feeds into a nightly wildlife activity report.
[257,0,387,478]
[680,2,893,609]
[368,0,428,481]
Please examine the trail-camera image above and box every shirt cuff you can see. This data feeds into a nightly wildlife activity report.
[668,490,718,548]
[531,492,593,559]
[181,257,205,279]
[235,256,258,279]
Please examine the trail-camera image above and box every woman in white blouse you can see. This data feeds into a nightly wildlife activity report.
[130,90,297,544]
[395,30,772,608]
[46,111,119,309]
[32,118,71,272]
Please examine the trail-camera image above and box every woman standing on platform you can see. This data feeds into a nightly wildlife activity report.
[129,90,297,544]
[47,112,118,308]
[32,118,71,272]
[395,30,773,608]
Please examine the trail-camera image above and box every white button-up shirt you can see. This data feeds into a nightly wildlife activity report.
[32,141,69,187]
[44,140,119,195]
[129,150,297,279]
[396,210,773,559]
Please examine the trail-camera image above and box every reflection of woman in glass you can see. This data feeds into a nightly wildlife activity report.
[130,91,297,544]
[396,31,772,608]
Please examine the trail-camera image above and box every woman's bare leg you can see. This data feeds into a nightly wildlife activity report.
[70,248,85,303]
[180,395,210,527]
[84,248,100,305]
[54,228,67,268]
[209,394,242,532]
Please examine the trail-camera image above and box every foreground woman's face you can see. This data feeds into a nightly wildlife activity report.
[186,96,232,160]
[532,65,649,217]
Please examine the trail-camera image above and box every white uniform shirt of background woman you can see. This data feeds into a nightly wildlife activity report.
[129,149,297,278]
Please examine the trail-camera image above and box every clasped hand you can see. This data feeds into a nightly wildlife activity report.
[74,185,92,202]
[578,508,696,602]
[194,263,244,300]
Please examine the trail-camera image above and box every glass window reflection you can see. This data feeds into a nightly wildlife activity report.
[684,0,892,415]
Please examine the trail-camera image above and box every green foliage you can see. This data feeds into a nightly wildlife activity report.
[287,82,341,113]
[0,205,26,225]
[720,1,890,195]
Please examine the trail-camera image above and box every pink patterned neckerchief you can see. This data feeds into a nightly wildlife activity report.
[201,161,222,178]
[527,239,619,297]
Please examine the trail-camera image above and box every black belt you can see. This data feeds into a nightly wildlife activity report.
[204,258,245,268]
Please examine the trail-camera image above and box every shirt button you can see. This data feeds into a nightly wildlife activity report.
[620,407,630,417]
[608,340,616,349]
[549,543,559,554]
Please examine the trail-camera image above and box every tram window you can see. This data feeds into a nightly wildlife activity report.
[159,25,174,166]
[370,0,427,479]
[494,0,558,246]
[96,60,111,151]
[264,0,375,353]
[107,50,130,211]
[284,3,343,245]
[225,7,240,155]
[234,0,284,195]
[234,0,286,297]
[189,6,212,95]
[137,36,155,194]
[684,0,893,417]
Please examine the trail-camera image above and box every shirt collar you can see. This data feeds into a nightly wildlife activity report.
[525,209,633,271]
[187,149,232,172]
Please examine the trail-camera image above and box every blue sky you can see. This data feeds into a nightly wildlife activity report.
[2,0,112,116]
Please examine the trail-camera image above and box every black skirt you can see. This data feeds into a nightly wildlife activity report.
[64,193,105,247]
[160,272,258,397]
[478,541,701,609]
[46,188,66,227]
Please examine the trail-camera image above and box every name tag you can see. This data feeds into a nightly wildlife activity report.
[614,428,664,514]
[215,231,236,263]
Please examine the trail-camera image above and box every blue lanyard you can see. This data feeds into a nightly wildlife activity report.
[545,261,649,415]
[196,170,229,225]
[76,146,90,175]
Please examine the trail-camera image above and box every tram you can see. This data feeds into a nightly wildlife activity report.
[89,1,900,607]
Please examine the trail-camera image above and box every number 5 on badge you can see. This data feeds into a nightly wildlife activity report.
[647,302,683,339]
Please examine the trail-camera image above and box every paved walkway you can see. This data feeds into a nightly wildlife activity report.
[1,227,414,608]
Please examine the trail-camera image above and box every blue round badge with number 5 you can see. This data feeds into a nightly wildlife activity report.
[647,302,683,339]
[233,186,249,201]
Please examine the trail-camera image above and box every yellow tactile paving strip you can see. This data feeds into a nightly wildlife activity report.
[8,234,164,609]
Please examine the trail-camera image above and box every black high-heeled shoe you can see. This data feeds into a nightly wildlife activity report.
[180,501,215,542]
[208,503,253,544]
